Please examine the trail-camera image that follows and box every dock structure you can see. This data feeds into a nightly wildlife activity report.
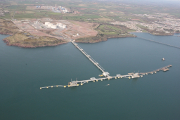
[71,40,109,77]
[40,85,64,89]
[40,64,172,89]
[139,65,172,75]
[40,40,172,89]
[40,74,132,89]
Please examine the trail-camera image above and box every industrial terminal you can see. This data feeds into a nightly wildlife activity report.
[40,40,172,89]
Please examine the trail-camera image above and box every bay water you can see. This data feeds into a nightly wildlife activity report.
[0,33,180,120]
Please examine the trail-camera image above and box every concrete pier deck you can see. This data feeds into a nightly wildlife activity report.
[40,65,172,89]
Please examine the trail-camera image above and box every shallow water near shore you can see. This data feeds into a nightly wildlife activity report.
[0,33,180,120]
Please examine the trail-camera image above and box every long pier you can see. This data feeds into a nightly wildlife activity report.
[40,40,172,89]
[71,40,110,76]
[137,37,180,49]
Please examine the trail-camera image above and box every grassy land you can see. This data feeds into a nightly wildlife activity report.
[0,13,11,19]
[76,23,135,43]
[4,32,66,48]
[0,9,62,20]
[0,19,19,34]
[96,24,129,35]
[2,0,180,21]
[62,14,101,21]
[7,5,26,10]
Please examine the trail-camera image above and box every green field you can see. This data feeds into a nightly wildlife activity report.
[96,24,129,35]
[62,14,101,21]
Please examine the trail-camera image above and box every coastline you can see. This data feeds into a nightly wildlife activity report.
[75,34,136,43]
[0,18,68,48]
[3,38,67,48]
[131,31,175,36]
[0,20,176,48]
[1,31,176,47]
[0,18,177,48]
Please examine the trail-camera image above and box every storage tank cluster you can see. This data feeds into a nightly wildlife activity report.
[45,22,66,29]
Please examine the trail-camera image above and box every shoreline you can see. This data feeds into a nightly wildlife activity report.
[75,35,137,43]
[3,38,67,48]
[0,18,178,48]
[1,31,178,48]
[131,31,175,36]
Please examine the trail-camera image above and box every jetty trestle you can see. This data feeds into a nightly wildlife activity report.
[71,40,110,77]
[40,40,172,89]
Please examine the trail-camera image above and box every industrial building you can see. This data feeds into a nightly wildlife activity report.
[45,22,66,29]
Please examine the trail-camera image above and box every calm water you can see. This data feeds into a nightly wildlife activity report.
[0,33,180,120]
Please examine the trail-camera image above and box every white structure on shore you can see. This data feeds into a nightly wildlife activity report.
[45,22,66,29]
[57,23,66,29]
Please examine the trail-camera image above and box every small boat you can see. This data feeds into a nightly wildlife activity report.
[99,74,103,77]
[162,58,165,61]
[106,84,110,86]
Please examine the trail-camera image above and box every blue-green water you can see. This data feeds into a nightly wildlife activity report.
[0,33,180,120]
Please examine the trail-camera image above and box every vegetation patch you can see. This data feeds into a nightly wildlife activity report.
[76,24,135,43]
[3,33,66,48]
[0,19,19,34]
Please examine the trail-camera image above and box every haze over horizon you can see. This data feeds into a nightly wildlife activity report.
[98,0,180,7]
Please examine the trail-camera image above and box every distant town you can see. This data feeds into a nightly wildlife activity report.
[111,13,180,35]
[27,5,70,13]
